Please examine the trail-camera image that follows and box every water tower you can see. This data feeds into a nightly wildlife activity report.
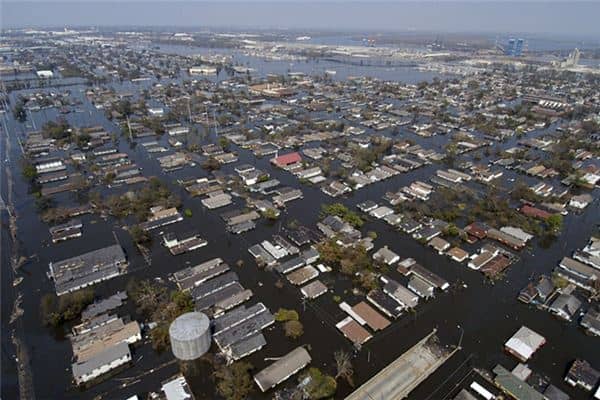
[169,312,211,361]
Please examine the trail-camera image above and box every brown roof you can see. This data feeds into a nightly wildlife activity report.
[464,222,487,239]
[481,255,511,277]
[352,302,390,331]
[447,247,468,260]
[337,317,372,345]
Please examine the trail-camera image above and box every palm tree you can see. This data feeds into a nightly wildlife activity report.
[334,350,354,387]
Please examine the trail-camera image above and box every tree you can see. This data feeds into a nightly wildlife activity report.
[218,136,230,150]
[546,214,563,235]
[13,99,27,122]
[274,308,299,322]
[262,208,279,220]
[21,159,37,181]
[214,361,254,400]
[41,288,95,327]
[304,368,337,399]
[130,225,150,244]
[284,320,304,339]
[334,350,354,387]
[321,203,363,228]
[115,99,133,116]
[202,157,221,171]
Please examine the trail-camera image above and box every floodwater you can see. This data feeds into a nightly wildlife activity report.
[1,46,599,400]
[155,44,449,83]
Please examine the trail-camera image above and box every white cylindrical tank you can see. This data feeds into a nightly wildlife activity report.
[169,311,211,361]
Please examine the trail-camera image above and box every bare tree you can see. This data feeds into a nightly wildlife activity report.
[334,350,354,387]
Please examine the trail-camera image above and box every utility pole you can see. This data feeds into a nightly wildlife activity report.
[457,325,464,350]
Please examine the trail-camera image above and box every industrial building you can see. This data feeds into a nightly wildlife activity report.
[48,244,128,296]
[253,347,311,392]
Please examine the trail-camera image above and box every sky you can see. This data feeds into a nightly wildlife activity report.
[2,1,600,37]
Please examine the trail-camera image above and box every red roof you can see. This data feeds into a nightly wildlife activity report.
[272,152,302,166]
[520,205,551,219]
[464,222,487,239]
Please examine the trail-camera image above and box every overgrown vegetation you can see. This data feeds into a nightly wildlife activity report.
[129,225,151,244]
[274,308,299,322]
[40,289,95,327]
[317,239,378,291]
[302,367,337,399]
[283,320,304,339]
[102,177,180,221]
[214,361,254,400]
[126,279,194,351]
[41,118,71,140]
[321,203,364,228]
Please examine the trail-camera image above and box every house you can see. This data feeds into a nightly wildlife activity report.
[493,365,545,400]
[581,306,600,337]
[271,152,302,168]
[300,280,328,299]
[161,374,194,400]
[357,200,378,213]
[557,257,599,288]
[428,237,450,254]
[464,222,488,240]
[520,205,552,220]
[447,247,469,262]
[518,283,538,304]
[565,359,600,392]
[504,326,546,362]
[367,289,403,319]
[535,275,555,301]
[373,246,399,265]
[369,206,394,219]
[408,276,434,298]
[413,226,441,241]
[549,293,581,321]
[519,275,554,304]
[512,363,532,381]
[569,194,593,209]
[382,277,419,308]
[468,248,498,270]
[486,228,526,250]
[543,384,570,400]
[336,316,372,345]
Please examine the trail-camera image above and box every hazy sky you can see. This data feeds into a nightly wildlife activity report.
[2,1,600,36]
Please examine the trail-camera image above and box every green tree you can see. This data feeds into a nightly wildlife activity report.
[546,214,563,235]
[304,368,337,399]
[218,136,230,149]
[21,160,37,181]
[274,308,299,322]
[262,208,279,220]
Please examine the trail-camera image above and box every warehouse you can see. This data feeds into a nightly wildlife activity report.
[254,347,311,392]
[72,342,131,385]
[49,244,127,296]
